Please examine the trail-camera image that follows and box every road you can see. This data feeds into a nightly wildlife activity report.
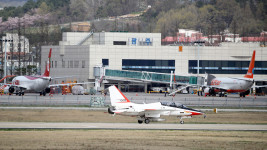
[0,122,266,131]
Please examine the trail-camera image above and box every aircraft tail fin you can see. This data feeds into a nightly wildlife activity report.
[244,50,255,79]
[42,48,52,77]
[108,85,131,106]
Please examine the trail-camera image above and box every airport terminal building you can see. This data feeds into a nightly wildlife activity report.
[41,32,267,92]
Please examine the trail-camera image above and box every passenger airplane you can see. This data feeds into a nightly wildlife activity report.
[108,85,205,124]
[204,50,256,97]
[8,48,53,96]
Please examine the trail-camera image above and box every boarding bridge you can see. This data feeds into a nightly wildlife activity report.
[93,66,203,92]
[104,69,198,85]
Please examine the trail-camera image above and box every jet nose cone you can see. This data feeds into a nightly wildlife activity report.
[191,111,204,116]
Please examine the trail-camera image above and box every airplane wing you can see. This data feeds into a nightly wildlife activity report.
[52,76,78,80]
[49,82,94,87]
[204,85,229,91]
[113,108,169,118]
[253,85,267,88]
[229,77,254,82]
[9,85,28,90]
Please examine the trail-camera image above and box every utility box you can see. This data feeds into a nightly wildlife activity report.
[94,67,100,77]
[90,97,105,107]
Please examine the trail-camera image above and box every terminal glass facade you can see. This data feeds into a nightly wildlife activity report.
[122,59,175,73]
[189,60,267,74]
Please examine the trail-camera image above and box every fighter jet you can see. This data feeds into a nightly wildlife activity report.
[108,85,205,124]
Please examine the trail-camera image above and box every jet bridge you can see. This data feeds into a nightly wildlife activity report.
[104,69,198,84]
[94,67,201,92]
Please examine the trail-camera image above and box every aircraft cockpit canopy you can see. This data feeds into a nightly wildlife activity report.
[160,102,186,109]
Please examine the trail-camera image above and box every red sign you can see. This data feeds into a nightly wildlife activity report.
[211,80,221,85]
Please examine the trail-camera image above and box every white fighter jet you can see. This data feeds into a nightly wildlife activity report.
[108,85,205,124]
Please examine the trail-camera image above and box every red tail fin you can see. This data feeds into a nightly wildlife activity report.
[244,50,255,79]
[42,48,52,77]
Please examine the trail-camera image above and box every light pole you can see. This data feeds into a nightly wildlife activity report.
[194,41,205,91]
[0,39,13,83]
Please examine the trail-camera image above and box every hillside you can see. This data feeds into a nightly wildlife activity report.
[0,0,266,37]
[0,0,27,8]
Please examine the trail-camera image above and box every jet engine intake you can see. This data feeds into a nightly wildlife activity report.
[204,88,216,96]
[108,107,115,114]
[244,90,250,95]
[9,87,15,93]
[45,87,50,93]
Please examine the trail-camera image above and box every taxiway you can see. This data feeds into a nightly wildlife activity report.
[0,122,266,131]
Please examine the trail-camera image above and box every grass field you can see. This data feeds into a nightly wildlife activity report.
[0,130,266,150]
[0,109,266,149]
[0,109,266,124]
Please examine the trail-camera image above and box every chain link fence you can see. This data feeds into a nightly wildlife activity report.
[1,93,267,108]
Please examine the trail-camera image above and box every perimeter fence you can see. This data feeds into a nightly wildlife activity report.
[0,94,266,108]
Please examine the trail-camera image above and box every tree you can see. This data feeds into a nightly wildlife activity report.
[37,2,50,15]
[215,0,238,28]
[154,5,198,36]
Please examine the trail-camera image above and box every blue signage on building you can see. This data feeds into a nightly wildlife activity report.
[145,38,150,45]
[132,38,137,45]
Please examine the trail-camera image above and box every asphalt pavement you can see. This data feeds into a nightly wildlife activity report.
[0,122,266,131]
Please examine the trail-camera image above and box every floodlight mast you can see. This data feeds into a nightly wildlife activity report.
[0,39,13,84]
[194,41,205,88]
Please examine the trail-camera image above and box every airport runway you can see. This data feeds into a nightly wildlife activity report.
[0,122,266,131]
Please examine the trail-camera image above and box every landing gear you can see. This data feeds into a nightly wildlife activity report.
[40,91,47,96]
[145,118,150,124]
[179,117,184,124]
[18,88,24,96]
[240,92,246,97]
[178,116,192,124]
[219,92,227,97]
[137,118,150,124]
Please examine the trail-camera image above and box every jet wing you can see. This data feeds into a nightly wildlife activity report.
[253,85,267,88]
[49,82,94,87]
[206,85,229,91]
[10,85,28,90]
[229,77,254,82]
[51,76,77,80]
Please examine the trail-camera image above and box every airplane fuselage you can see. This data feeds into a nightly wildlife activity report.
[113,102,202,117]
[11,76,51,92]
[210,77,253,93]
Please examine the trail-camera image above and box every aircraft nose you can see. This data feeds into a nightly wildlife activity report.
[190,111,204,116]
